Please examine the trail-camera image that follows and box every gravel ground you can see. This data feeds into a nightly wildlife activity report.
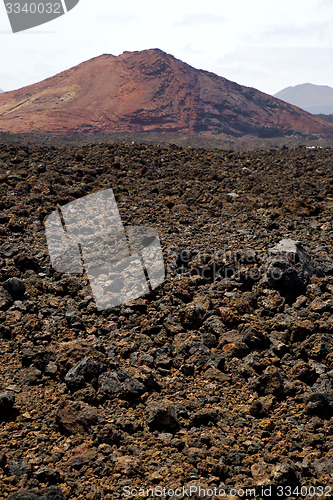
[0,143,333,499]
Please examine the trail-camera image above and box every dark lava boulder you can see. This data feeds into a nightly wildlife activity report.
[0,392,15,418]
[266,239,323,294]
[2,277,26,298]
[146,402,179,432]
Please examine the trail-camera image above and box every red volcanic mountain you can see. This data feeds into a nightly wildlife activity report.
[1,48,333,138]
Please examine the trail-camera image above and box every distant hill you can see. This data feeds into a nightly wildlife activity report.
[316,114,333,124]
[0,89,3,93]
[0,50,333,138]
[274,83,333,115]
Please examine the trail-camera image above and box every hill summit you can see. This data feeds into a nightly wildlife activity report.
[274,83,333,115]
[0,49,333,138]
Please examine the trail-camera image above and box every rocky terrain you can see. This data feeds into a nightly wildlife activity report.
[316,115,333,125]
[1,130,333,152]
[1,49,333,140]
[0,142,333,499]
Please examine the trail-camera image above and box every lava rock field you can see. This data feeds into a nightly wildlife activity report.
[0,143,332,499]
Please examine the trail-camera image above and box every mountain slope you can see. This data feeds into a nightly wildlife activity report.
[317,114,333,124]
[0,49,333,138]
[274,83,333,115]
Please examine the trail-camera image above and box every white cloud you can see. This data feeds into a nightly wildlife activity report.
[248,20,333,48]
[93,12,138,25]
[176,13,226,27]
[1,0,333,95]
[215,47,333,95]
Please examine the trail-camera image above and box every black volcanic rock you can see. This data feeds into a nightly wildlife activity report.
[266,239,323,294]
[0,142,333,497]
[0,392,15,417]
[2,277,26,298]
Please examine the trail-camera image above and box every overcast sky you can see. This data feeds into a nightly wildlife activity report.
[1,0,333,95]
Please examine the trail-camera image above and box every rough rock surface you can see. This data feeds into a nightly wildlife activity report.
[0,49,333,139]
[0,143,333,498]
[266,239,323,296]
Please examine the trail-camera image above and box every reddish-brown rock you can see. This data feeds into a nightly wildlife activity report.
[1,48,333,138]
